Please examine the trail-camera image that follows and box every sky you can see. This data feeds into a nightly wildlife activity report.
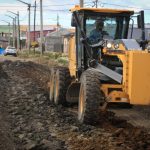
[0,0,150,27]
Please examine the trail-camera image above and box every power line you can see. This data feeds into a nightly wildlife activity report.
[0,3,76,7]
[104,2,150,10]
[40,3,76,7]
[0,1,150,10]
[102,2,144,9]
[0,6,28,7]
[37,9,69,11]
[86,1,150,10]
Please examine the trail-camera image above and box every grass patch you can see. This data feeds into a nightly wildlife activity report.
[57,57,68,65]
[18,50,68,66]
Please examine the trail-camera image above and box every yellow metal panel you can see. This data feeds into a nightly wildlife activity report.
[101,84,129,103]
[127,51,150,105]
[71,5,134,14]
[68,36,76,77]
[121,52,129,94]
[101,84,123,96]
[108,91,129,103]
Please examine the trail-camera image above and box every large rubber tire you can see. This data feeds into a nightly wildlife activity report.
[54,68,71,105]
[78,69,102,124]
[49,68,56,102]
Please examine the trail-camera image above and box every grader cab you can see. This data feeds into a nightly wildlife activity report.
[49,5,150,124]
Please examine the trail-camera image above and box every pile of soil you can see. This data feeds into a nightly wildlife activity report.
[0,63,8,79]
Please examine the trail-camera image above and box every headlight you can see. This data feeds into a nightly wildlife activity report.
[146,43,150,51]
[114,43,119,49]
[106,42,112,49]
[147,45,150,51]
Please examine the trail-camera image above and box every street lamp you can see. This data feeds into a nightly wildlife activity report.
[7,11,20,50]
[17,0,31,52]
[1,20,11,46]
[5,14,16,47]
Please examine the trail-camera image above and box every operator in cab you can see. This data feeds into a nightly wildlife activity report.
[88,19,108,44]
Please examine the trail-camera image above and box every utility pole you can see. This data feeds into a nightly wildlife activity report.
[34,0,36,54]
[5,15,15,47]
[18,11,21,50]
[57,14,59,31]
[28,4,31,52]
[93,0,98,8]
[14,18,16,47]
[40,0,43,55]
[7,11,20,50]
[14,17,17,48]
[1,20,11,46]
[80,0,84,7]
[17,0,31,52]
[95,0,98,8]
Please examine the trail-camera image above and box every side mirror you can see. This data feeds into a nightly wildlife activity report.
[137,15,141,28]
[71,14,77,27]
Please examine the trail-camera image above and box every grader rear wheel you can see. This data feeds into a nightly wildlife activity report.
[78,69,103,124]
[49,68,56,102]
[54,68,71,105]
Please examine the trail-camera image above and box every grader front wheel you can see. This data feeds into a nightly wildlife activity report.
[78,69,102,124]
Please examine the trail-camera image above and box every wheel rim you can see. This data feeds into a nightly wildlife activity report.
[78,85,85,120]
[54,75,59,104]
[50,74,54,101]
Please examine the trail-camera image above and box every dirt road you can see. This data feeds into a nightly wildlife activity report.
[0,57,150,150]
[110,106,150,131]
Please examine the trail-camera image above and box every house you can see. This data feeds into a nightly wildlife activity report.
[19,25,28,49]
[0,25,12,38]
[20,25,27,40]
[63,32,75,54]
[20,25,58,41]
[20,25,58,48]
[27,25,57,42]
[0,25,12,48]
[45,28,74,52]
[0,37,8,48]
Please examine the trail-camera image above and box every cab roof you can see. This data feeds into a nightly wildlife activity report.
[71,5,134,15]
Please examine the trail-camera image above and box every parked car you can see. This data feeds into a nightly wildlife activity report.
[4,46,17,57]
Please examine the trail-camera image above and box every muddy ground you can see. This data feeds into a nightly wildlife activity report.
[0,57,150,150]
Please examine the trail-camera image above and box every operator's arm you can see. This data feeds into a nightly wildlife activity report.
[88,30,102,44]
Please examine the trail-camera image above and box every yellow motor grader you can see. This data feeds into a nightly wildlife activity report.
[49,5,150,124]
